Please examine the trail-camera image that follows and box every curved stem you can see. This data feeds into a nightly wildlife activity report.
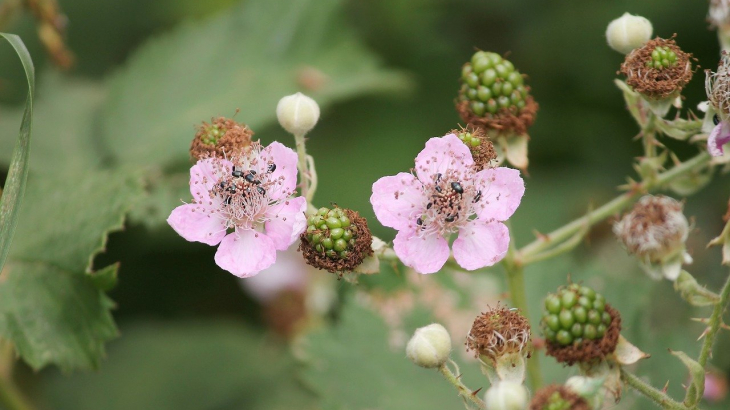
[518,152,711,265]
[294,133,311,201]
[438,361,486,410]
[698,271,730,368]
[620,368,686,410]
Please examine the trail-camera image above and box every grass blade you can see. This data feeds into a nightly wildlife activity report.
[0,33,35,273]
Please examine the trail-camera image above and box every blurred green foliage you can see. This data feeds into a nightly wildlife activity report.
[1,0,729,409]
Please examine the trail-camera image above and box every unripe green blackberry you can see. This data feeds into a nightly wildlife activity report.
[645,46,678,69]
[541,284,621,365]
[620,37,693,100]
[190,116,253,161]
[299,206,373,274]
[450,126,496,171]
[529,385,590,410]
[457,51,537,135]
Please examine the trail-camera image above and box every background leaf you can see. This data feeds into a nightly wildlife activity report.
[39,321,317,410]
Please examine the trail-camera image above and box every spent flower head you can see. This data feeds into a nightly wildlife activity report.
[466,305,530,363]
[168,140,306,277]
[189,116,253,161]
[452,125,497,171]
[613,195,692,280]
[620,37,693,101]
[705,53,730,156]
[529,385,590,410]
[370,133,525,274]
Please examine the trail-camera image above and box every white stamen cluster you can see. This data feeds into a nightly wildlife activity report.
[613,195,689,262]
[190,142,290,232]
[706,52,730,118]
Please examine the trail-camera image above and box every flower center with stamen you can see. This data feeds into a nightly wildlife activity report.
[418,171,478,237]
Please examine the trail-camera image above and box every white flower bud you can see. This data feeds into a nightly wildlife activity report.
[276,92,320,136]
[484,381,529,410]
[405,323,451,368]
[606,13,653,54]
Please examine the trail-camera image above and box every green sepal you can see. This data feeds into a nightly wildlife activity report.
[673,270,720,307]
[669,350,704,408]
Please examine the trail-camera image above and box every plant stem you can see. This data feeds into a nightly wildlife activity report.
[293,133,318,204]
[698,271,730,368]
[0,340,34,410]
[620,368,686,410]
[502,258,544,390]
[438,362,486,410]
[517,151,711,265]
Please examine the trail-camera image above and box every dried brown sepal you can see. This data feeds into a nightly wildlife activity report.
[299,209,373,275]
[466,305,531,361]
[456,95,538,136]
[620,36,694,100]
[529,385,590,410]
[545,304,622,366]
[450,125,496,171]
[190,117,254,161]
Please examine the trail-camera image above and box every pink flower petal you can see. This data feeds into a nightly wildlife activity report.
[414,134,474,182]
[261,141,298,200]
[264,196,307,250]
[473,167,525,221]
[167,203,227,246]
[452,220,509,270]
[393,228,450,274]
[190,158,231,200]
[214,230,277,277]
[371,173,426,230]
[708,121,730,157]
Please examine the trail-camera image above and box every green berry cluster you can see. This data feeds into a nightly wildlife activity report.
[201,125,225,145]
[542,392,571,410]
[456,130,481,148]
[459,51,529,116]
[646,46,678,69]
[305,207,356,259]
[540,284,611,346]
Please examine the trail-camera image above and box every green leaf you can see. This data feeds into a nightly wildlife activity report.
[299,300,483,410]
[100,0,411,169]
[669,350,704,408]
[0,169,143,371]
[0,73,108,174]
[0,33,34,274]
[39,321,318,410]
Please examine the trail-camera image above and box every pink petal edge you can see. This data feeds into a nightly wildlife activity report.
[708,121,730,157]
[214,230,277,278]
[473,167,525,222]
[452,220,510,271]
[264,196,308,251]
[167,203,226,246]
[393,228,450,274]
[261,141,299,200]
[414,134,474,182]
[371,173,425,230]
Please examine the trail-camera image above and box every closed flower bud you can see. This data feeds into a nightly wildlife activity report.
[406,323,452,368]
[606,13,653,54]
[485,381,529,410]
[614,195,691,280]
[276,92,320,136]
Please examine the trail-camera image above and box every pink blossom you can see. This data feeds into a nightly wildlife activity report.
[167,141,307,277]
[370,134,525,274]
[708,120,730,157]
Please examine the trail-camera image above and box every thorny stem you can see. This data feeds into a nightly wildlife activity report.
[438,361,486,410]
[697,271,730,368]
[517,151,712,265]
[620,368,687,410]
